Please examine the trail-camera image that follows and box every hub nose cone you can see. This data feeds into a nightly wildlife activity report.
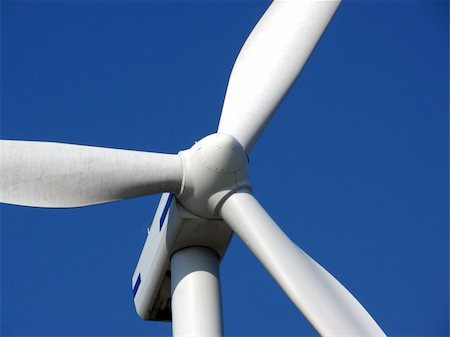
[197,133,247,174]
[178,133,250,218]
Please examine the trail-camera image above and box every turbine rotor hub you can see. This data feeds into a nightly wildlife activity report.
[178,133,250,218]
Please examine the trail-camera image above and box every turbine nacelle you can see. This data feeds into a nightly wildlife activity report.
[178,133,250,219]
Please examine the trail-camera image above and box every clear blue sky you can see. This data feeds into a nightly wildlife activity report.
[1,1,448,336]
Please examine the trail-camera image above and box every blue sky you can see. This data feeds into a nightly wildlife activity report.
[1,1,448,336]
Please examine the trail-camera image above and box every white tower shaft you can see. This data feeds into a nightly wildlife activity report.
[170,247,224,337]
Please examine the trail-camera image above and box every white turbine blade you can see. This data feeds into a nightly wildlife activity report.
[217,0,340,154]
[0,140,183,208]
[220,190,386,337]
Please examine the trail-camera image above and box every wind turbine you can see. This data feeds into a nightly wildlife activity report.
[0,1,389,336]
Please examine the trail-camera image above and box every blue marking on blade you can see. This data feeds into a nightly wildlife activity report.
[160,193,174,231]
[133,274,141,298]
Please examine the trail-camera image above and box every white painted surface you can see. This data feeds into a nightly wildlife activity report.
[0,140,182,207]
[132,194,232,321]
[220,190,386,337]
[171,247,223,337]
[218,0,341,154]
[133,193,176,320]
[178,133,249,218]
